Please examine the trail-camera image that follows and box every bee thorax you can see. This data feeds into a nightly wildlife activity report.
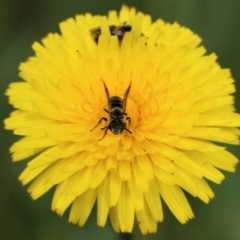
[110,109,124,120]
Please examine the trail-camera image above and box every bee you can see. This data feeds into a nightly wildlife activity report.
[90,24,132,43]
[91,81,132,140]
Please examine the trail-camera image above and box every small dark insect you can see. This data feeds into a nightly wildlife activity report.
[90,24,132,43]
[91,81,132,140]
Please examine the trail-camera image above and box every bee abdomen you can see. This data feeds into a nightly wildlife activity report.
[110,96,123,109]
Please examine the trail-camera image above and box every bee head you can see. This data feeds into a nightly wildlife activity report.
[109,120,124,135]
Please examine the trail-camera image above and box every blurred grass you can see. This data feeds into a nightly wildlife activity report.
[1,1,239,240]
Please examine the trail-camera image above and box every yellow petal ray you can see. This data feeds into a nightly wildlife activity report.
[172,137,225,152]
[31,78,63,103]
[152,164,176,185]
[69,189,97,226]
[118,161,132,181]
[106,155,118,172]
[17,56,36,80]
[60,18,89,54]
[127,179,144,211]
[135,202,158,234]
[133,141,146,155]
[31,45,66,84]
[97,174,110,227]
[42,121,75,142]
[149,153,177,173]
[187,149,239,172]
[185,46,206,63]
[158,181,194,223]
[108,37,120,70]
[209,150,239,172]
[138,139,159,154]
[196,111,240,127]
[12,147,44,162]
[88,159,108,189]
[120,31,133,64]
[141,14,152,35]
[183,127,240,145]
[51,167,92,215]
[104,142,119,155]
[25,175,49,198]
[135,155,154,181]
[158,144,203,177]
[24,153,86,195]
[116,146,134,161]
[109,206,120,232]
[172,170,198,197]
[109,172,122,207]
[144,179,163,222]
[6,92,34,111]
[4,111,33,128]
[10,136,57,152]
[77,18,97,54]
[108,10,118,25]
[222,126,240,136]
[131,13,145,43]
[119,5,134,23]
[5,82,48,109]
[116,182,135,232]
[94,148,108,159]
[13,127,45,138]
[27,143,81,169]
[19,162,52,186]
[191,177,215,203]
[184,150,225,183]
[120,135,133,151]
[32,101,64,121]
[132,160,149,193]
[109,183,135,233]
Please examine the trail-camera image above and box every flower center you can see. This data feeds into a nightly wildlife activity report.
[126,97,140,130]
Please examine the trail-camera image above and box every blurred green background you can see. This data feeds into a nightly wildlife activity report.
[1,0,240,239]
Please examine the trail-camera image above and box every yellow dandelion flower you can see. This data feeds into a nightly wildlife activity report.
[4,5,240,234]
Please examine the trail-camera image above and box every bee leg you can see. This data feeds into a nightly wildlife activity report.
[90,117,108,132]
[126,116,131,126]
[124,117,132,133]
[99,126,109,141]
[103,108,110,114]
[124,122,132,134]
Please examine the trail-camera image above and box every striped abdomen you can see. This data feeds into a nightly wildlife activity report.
[109,96,124,111]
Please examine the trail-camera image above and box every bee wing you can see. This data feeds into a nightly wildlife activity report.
[102,80,111,109]
[90,27,101,42]
[109,25,132,36]
[122,82,132,113]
